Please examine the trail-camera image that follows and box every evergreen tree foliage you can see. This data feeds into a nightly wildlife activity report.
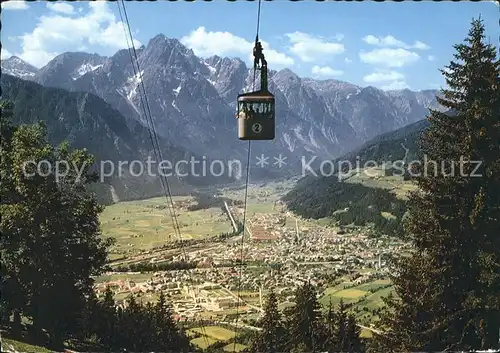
[76,290,100,343]
[345,313,363,352]
[324,299,337,352]
[87,291,192,352]
[290,342,309,353]
[249,289,286,353]
[285,282,325,352]
[154,291,190,352]
[283,180,407,236]
[324,299,363,352]
[0,102,193,352]
[96,286,118,349]
[0,100,113,347]
[373,18,500,351]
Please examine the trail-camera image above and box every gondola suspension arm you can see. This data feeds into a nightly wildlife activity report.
[236,0,275,141]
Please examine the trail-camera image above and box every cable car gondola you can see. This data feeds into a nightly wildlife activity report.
[237,40,275,140]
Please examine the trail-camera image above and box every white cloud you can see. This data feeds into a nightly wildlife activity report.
[413,41,430,50]
[311,65,343,78]
[427,55,435,61]
[46,2,75,15]
[15,2,141,68]
[344,58,352,64]
[181,27,248,57]
[363,35,430,50]
[359,48,420,68]
[285,32,344,63]
[1,1,29,10]
[363,70,405,83]
[381,80,410,90]
[180,26,294,67]
[1,48,12,60]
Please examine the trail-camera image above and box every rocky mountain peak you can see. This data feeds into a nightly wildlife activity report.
[32,51,107,90]
[138,34,199,73]
[3,55,30,66]
[147,34,194,57]
[275,68,300,80]
[1,33,445,178]
[1,56,38,79]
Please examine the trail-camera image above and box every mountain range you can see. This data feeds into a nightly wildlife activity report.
[0,74,233,204]
[1,33,444,200]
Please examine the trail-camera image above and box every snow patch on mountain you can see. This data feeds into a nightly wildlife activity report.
[72,63,103,80]
[122,70,144,100]
[1,56,38,79]
[173,83,182,96]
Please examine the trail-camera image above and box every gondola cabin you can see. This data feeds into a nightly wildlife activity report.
[237,91,275,140]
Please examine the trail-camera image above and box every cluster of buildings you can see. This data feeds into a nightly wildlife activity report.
[96,203,410,323]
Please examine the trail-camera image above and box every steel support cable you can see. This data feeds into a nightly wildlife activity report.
[117,1,210,347]
[232,1,262,350]
[116,2,179,243]
[117,1,186,263]
[232,140,251,350]
[118,1,211,345]
[118,1,183,245]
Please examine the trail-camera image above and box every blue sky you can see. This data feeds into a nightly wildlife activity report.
[1,0,498,91]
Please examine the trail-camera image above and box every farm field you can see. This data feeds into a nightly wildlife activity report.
[220,181,294,203]
[224,343,247,352]
[320,279,394,324]
[189,326,237,341]
[1,338,54,353]
[100,196,233,257]
[343,167,417,200]
[188,326,247,351]
[190,336,219,349]
[332,288,369,300]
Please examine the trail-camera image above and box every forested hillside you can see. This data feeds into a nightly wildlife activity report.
[339,118,429,165]
[1,74,234,204]
[283,177,406,236]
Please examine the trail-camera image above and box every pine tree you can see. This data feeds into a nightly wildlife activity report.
[323,299,337,353]
[285,282,325,352]
[132,296,153,351]
[114,306,125,348]
[324,299,363,352]
[154,291,190,352]
[97,286,117,349]
[374,18,500,351]
[345,313,363,352]
[122,294,142,350]
[142,301,156,351]
[335,299,348,349]
[249,289,285,353]
[77,290,100,342]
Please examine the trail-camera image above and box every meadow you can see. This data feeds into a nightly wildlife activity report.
[320,278,393,328]
[343,167,417,200]
[188,326,246,352]
[100,196,233,258]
